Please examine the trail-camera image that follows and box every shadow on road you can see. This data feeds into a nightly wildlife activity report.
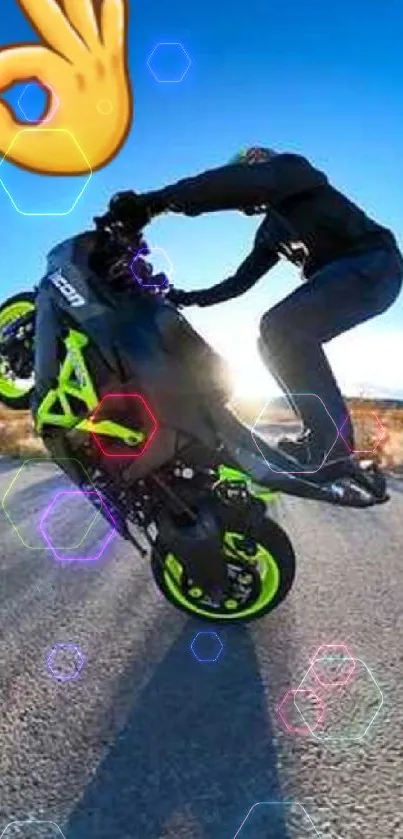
[65,621,292,839]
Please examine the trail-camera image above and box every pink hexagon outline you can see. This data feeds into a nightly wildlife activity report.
[251,392,339,474]
[0,128,92,216]
[17,81,60,124]
[130,244,173,289]
[233,800,321,839]
[40,490,116,562]
[310,643,356,687]
[340,410,387,454]
[90,392,158,458]
[0,821,66,838]
[276,687,325,735]
[147,42,192,83]
[294,657,384,742]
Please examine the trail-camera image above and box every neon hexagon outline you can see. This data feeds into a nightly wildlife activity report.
[130,244,173,290]
[340,410,387,454]
[90,392,158,458]
[294,657,384,742]
[233,800,321,838]
[0,821,66,838]
[2,457,104,551]
[46,641,85,681]
[0,128,92,216]
[40,490,116,562]
[147,42,192,83]
[190,631,224,663]
[17,81,60,124]
[309,643,356,687]
[251,392,339,474]
[276,687,325,735]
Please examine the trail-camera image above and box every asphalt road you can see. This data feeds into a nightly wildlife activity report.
[0,454,402,839]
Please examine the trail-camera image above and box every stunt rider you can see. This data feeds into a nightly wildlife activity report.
[107,147,403,469]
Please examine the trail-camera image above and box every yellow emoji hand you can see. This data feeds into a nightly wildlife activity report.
[0,0,132,174]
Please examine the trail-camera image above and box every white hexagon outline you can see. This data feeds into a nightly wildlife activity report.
[0,128,92,216]
[17,81,60,124]
[131,243,174,289]
[251,392,339,474]
[147,42,192,83]
[1,820,66,838]
[1,457,103,551]
[294,657,384,742]
[340,410,387,455]
[233,800,321,838]
[190,631,224,663]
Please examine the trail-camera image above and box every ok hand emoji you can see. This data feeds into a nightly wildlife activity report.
[0,0,132,174]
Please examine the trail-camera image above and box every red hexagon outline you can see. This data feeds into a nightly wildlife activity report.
[340,411,387,455]
[0,128,92,216]
[90,392,158,458]
[147,42,192,83]
[276,687,325,735]
[233,801,321,839]
[17,81,60,124]
[294,657,384,742]
[251,392,339,474]
[310,643,356,687]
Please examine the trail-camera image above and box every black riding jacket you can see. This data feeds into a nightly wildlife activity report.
[144,152,397,306]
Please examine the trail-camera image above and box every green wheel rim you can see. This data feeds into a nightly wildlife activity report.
[163,530,281,620]
[0,300,35,399]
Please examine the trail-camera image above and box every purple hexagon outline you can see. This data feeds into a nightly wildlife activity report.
[276,687,325,735]
[147,42,192,83]
[294,657,384,742]
[190,631,224,663]
[251,392,339,474]
[46,642,85,682]
[1,820,66,838]
[17,81,60,124]
[40,490,116,561]
[130,246,172,290]
[233,801,321,839]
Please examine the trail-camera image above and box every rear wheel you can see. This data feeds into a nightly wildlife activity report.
[0,292,36,409]
[151,507,295,623]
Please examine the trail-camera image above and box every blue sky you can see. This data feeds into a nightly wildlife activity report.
[0,0,402,397]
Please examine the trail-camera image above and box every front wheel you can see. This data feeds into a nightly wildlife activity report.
[150,507,296,623]
[0,291,36,410]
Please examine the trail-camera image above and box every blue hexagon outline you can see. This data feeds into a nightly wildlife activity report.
[17,81,60,124]
[190,631,224,663]
[0,128,92,216]
[251,392,339,475]
[147,42,192,83]
[294,656,384,742]
[1,457,104,551]
[233,800,321,838]
[0,820,66,838]
[46,641,85,682]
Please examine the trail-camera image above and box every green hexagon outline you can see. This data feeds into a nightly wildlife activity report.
[0,128,92,216]
[233,800,321,838]
[2,457,105,551]
[294,656,384,742]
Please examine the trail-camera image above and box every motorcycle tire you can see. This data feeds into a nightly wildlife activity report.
[0,291,36,410]
[150,505,295,623]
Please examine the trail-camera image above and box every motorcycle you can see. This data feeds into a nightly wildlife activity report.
[0,214,389,623]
